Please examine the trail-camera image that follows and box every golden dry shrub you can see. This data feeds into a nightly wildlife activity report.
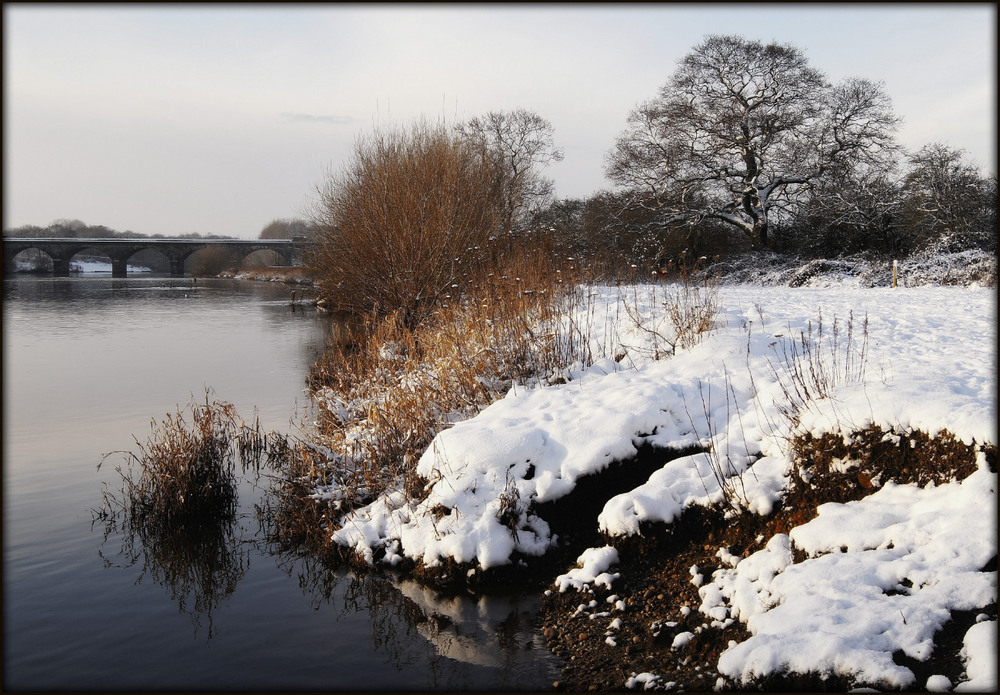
[308,119,505,328]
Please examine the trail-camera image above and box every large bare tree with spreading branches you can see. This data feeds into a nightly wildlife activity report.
[606,34,901,249]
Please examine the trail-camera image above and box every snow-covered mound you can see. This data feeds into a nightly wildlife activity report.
[332,285,995,564]
[701,460,996,689]
[328,282,996,689]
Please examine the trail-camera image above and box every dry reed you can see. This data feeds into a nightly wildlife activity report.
[96,390,290,528]
[94,390,303,634]
[301,243,591,521]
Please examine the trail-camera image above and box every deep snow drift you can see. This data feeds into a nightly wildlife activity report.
[328,282,996,690]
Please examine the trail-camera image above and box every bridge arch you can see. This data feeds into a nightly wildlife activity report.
[238,248,292,269]
[8,247,54,273]
[125,247,171,273]
[68,245,115,273]
[185,246,236,277]
[5,240,97,276]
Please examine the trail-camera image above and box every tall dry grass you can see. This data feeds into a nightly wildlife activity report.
[766,310,871,433]
[274,241,733,553]
[300,242,592,519]
[621,266,720,360]
[96,390,289,528]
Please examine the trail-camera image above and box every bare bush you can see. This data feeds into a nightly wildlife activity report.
[307,119,505,328]
[622,268,720,359]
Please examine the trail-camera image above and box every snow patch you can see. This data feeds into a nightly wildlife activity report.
[555,546,620,593]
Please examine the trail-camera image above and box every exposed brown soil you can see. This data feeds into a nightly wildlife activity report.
[537,428,996,691]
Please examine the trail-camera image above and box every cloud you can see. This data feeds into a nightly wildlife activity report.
[280,112,353,125]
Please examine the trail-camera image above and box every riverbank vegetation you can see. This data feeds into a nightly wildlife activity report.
[272,37,994,689]
[95,391,288,529]
[305,116,565,327]
[93,391,301,636]
[300,281,994,690]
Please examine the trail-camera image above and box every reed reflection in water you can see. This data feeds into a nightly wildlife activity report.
[97,508,251,639]
[96,489,561,688]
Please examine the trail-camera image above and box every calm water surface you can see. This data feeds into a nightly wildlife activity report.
[3,276,560,691]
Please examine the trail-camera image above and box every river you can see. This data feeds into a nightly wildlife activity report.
[2,275,561,691]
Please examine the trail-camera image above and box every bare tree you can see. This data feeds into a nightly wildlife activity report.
[455,109,564,232]
[606,35,900,248]
[899,143,996,251]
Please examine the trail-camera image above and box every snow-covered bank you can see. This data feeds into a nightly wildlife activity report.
[220,267,314,284]
[706,248,996,289]
[334,285,995,564]
[702,462,995,689]
[327,283,996,689]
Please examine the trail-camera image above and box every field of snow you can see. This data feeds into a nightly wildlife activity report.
[330,283,996,690]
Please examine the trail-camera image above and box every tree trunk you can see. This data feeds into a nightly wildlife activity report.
[741,186,769,249]
[757,218,769,248]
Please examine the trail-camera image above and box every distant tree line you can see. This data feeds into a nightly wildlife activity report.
[529,137,996,275]
[1,218,242,240]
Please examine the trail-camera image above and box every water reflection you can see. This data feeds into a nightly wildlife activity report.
[275,553,562,689]
[95,452,559,687]
[96,504,252,640]
[397,580,547,670]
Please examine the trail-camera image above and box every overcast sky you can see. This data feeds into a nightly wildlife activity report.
[4,4,996,239]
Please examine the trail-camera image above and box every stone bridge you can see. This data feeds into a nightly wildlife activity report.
[3,237,308,278]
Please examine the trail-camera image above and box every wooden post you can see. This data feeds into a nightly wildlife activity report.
[892,260,898,288]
